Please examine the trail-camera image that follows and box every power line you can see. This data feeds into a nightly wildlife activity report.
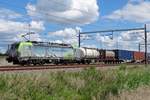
[80,27,145,34]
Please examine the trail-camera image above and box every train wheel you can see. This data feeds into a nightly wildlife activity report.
[77,61,81,64]
[20,63,25,66]
[33,63,37,66]
[39,61,44,66]
[87,62,90,64]
[82,61,85,64]
[20,61,26,66]
[87,61,91,64]
[54,61,59,65]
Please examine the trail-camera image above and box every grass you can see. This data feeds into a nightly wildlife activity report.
[0,66,150,100]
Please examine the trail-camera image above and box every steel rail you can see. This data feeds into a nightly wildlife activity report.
[0,63,147,72]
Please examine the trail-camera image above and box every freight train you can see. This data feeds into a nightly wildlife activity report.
[6,41,146,65]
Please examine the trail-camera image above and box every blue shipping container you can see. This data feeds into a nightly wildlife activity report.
[114,50,133,60]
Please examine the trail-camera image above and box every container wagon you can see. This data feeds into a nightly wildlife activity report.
[133,51,145,63]
[114,50,133,63]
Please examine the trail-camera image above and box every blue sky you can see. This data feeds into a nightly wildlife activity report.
[0,0,150,53]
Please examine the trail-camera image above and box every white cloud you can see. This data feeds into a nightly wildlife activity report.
[26,0,99,25]
[30,20,45,31]
[49,27,80,38]
[0,19,45,34]
[120,30,144,41]
[48,27,81,44]
[26,4,37,17]
[37,0,72,12]
[104,1,150,23]
[96,34,116,49]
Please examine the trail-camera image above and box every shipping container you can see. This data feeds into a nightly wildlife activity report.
[114,50,133,61]
[133,51,145,61]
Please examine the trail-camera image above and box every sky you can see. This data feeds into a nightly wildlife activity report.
[0,0,150,53]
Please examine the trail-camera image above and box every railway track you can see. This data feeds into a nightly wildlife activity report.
[0,64,104,72]
[0,63,148,72]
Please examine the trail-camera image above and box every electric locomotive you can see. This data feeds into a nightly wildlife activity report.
[6,41,75,65]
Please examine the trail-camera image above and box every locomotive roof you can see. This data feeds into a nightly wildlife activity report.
[12,41,73,48]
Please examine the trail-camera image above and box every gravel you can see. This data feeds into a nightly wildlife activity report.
[0,56,13,66]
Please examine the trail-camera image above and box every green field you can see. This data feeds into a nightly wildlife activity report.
[0,65,150,100]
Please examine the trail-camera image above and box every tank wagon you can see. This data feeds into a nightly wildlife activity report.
[6,41,147,65]
[99,50,115,63]
[74,47,100,64]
